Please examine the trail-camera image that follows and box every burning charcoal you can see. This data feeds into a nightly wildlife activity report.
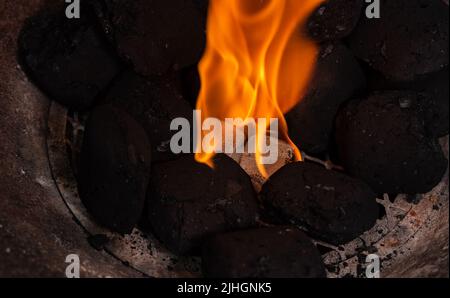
[260,162,378,245]
[78,105,151,234]
[18,10,120,111]
[147,154,259,255]
[239,137,296,193]
[286,43,366,154]
[202,227,326,278]
[348,0,449,82]
[307,0,363,42]
[104,70,193,162]
[335,91,448,195]
[99,0,206,76]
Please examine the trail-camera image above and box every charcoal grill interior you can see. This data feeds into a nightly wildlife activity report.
[0,0,448,278]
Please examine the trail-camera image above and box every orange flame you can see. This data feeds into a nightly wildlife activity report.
[195,0,323,177]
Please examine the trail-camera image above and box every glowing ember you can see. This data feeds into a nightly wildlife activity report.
[195,0,323,177]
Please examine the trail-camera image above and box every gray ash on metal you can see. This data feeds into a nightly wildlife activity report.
[202,227,326,278]
[78,105,151,234]
[147,154,260,255]
[260,162,379,245]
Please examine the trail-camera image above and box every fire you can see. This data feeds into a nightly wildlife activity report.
[195,0,323,177]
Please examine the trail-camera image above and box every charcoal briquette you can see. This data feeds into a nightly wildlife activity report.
[348,0,449,82]
[335,91,448,195]
[202,227,326,278]
[307,0,363,42]
[104,70,193,162]
[286,43,366,154]
[365,68,449,138]
[101,0,206,76]
[147,154,259,255]
[18,10,120,111]
[78,105,151,234]
[260,162,378,245]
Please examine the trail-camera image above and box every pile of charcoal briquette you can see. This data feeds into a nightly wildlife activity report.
[18,0,448,278]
